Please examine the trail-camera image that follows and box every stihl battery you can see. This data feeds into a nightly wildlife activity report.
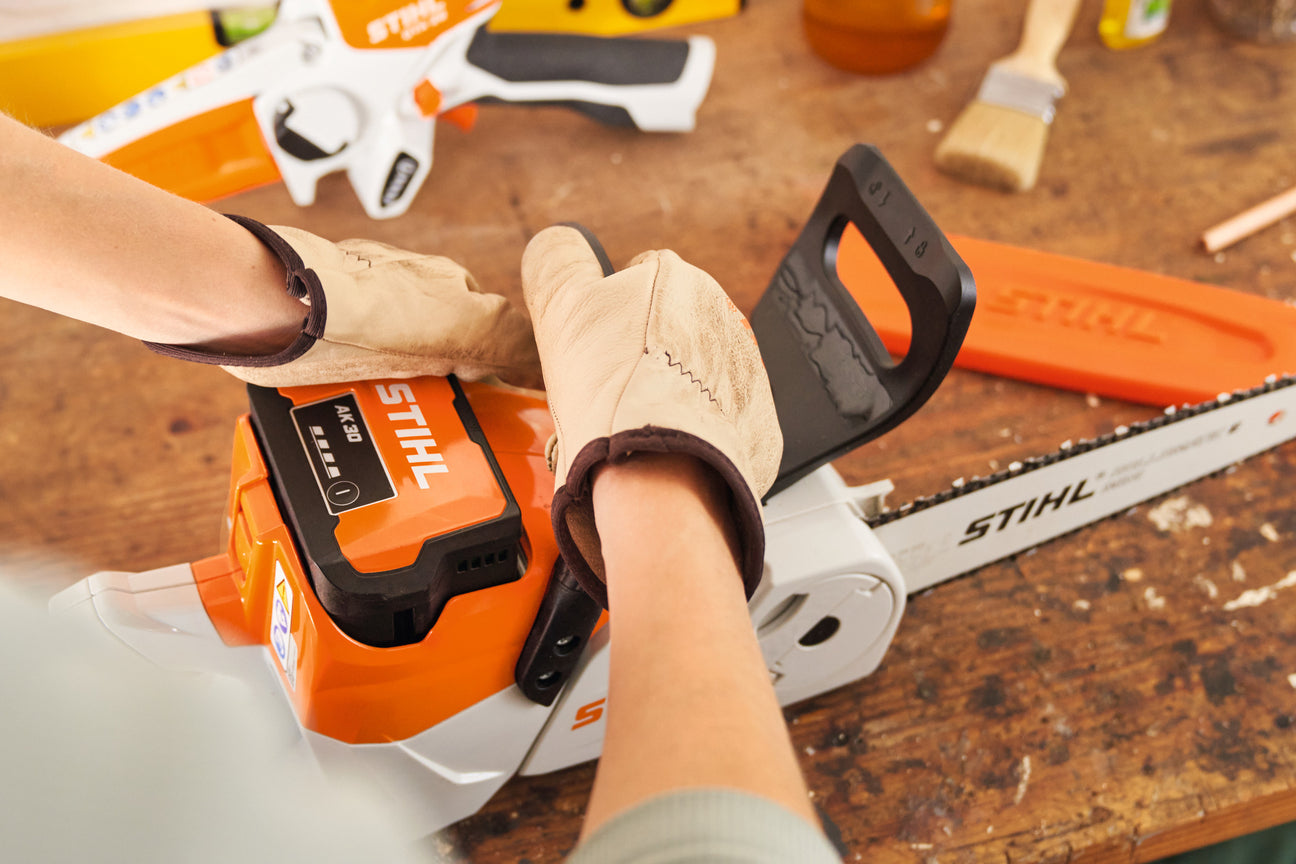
[248,375,522,647]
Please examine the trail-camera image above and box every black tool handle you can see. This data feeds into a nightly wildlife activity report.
[515,561,604,706]
[514,222,613,705]
[463,28,707,130]
[752,145,976,496]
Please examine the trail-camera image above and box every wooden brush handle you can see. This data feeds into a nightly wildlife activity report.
[1008,0,1083,84]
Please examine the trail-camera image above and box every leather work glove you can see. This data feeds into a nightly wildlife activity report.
[146,215,543,390]
[522,224,783,608]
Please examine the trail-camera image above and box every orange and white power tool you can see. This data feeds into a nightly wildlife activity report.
[56,0,716,218]
[52,146,977,836]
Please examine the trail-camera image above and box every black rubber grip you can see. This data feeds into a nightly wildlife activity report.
[467,27,690,85]
[515,562,603,705]
[752,145,976,497]
[472,97,636,128]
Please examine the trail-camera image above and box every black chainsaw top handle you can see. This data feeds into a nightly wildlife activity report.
[752,144,976,497]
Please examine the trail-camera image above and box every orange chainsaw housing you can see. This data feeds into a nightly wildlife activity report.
[191,378,584,744]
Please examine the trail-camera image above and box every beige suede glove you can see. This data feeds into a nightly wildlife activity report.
[146,215,542,390]
[522,225,782,608]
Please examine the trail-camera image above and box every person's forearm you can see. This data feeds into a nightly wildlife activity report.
[583,453,818,838]
[0,112,303,354]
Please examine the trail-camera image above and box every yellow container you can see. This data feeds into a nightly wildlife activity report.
[1099,0,1172,49]
[0,12,222,128]
[0,8,275,129]
[490,0,743,36]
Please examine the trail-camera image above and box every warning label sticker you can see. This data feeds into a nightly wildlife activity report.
[271,560,299,691]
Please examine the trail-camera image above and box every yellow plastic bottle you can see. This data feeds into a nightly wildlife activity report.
[1099,0,1172,48]
[803,0,951,75]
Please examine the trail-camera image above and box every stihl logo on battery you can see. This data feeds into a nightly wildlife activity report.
[367,0,448,44]
[959,479,1095,545]
[376,383,448,488]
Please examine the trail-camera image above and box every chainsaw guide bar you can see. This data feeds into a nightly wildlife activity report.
[868,374,1296,594]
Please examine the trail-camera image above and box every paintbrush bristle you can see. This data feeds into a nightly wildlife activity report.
[935,65,1065,192]
[935,101,1050,192]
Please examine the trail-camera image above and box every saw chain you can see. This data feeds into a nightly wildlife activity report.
[869,374,1296,594]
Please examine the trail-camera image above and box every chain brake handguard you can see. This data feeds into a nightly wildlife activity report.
[751,144,976,497]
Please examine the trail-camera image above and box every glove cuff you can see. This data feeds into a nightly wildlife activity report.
[551,426,765,609]
[142,215,325,367]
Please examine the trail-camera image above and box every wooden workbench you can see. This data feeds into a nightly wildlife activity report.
[3,0,1295,861]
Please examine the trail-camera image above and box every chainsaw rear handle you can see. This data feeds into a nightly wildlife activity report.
[514,222,612,705]
[752,144,976,497]
[515,561,603,705]
[461,27,714,131]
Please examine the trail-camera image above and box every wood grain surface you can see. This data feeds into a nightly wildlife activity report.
[3,1,1296,862]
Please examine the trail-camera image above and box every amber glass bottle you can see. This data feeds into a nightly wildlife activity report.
[803,0,952,75]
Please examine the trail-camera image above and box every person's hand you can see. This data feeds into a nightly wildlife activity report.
[146,216,542,390]
[521,224,782,607]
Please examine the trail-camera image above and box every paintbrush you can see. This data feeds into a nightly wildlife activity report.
[935,0,1082,192]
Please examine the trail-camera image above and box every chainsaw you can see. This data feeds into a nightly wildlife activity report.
[52,145,1296,839]
[56,0,715,219]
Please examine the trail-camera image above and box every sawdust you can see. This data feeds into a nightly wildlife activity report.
[1223,571,1296,611]
[1194,576,1220,599]
[1147,496,1213,533]
[1144,587,1167,610]
[1232,562,1247,582]
[1261,523,1281,542]
[1014,755,1032,805]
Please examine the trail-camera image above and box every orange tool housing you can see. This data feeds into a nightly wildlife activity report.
[94,98,282,204]
[192,379,573,744]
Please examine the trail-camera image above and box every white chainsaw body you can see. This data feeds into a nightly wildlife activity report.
[51,462,905,837]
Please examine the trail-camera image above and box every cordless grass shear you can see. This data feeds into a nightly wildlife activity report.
[57,0,715,218]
